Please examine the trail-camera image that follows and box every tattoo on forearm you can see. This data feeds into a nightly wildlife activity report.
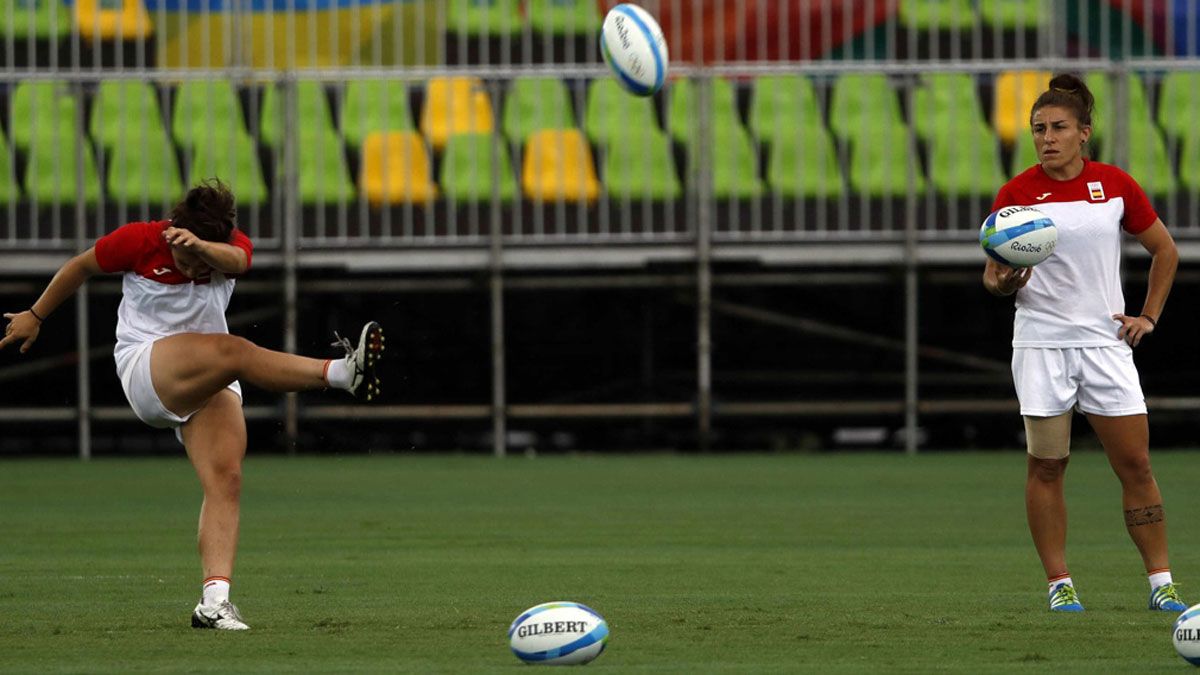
[1125,504,1165,527]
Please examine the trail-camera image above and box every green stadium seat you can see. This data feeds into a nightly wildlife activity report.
[527,0,600,35]
[980,0,1046,28]
[603,129,680,201]
[1180,134,1200,193]
[89,81,167,149]
[503,77,576,144]
[926,119,1006,197]
[341,80,415,148]
[172,80,247,150]
[704,127,764,200]
[767,125,844,199]
[828,74,904,141]
[1,0,70,40]
[1083,72,1152,147]
[1099,123,1176,196]
[849,125,924,197]
[585,78,661,146]
[261,81,337,149]
[187,132,268,206]
[667,77,740,147]
[0,130,20,205]
[1010,135,1039,176]
[440,132,518,204]
[298,131,354,205]
[446,0,521,36]
[899,0,976,30]
[11,81,76,150]
[748,75,824,144]
[105,128,183,205]
[1155,71,1200,144]
[911,74,986,140]
[24,134,101,205]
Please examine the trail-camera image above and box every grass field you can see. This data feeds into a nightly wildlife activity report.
[1,451,1198,673]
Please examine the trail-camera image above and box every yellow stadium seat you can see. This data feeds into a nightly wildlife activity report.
[993,71,1051,145]
[74,0,152,41]
[521,129,600,203]
[420,77,495,151]
[360,131,438,205]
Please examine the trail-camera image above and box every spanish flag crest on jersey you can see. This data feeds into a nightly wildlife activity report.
[1087,181,1106,201]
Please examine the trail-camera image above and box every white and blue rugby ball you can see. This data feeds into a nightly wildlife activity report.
[508,601,609,665]
[979,205,1058,268]
[1174,603,1200,666]
[600,3,668,97]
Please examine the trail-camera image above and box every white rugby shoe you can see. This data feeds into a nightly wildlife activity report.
[331,321,385,401]
[191,600,250,630]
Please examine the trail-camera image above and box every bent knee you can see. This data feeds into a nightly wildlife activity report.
[204,465,242,499]
[213,335,254,366]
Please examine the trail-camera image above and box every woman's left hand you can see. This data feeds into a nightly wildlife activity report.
[1113,313,1154,347]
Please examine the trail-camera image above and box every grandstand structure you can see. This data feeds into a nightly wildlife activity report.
[1,1,1199,457]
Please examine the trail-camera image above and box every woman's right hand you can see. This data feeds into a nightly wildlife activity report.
[0,310,42,353]
[995,265,1033,295]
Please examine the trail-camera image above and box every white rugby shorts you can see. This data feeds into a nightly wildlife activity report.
[114,340,242,430]
[1011,346,1146,417]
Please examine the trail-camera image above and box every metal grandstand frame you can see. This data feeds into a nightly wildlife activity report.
[2,1,1200,458]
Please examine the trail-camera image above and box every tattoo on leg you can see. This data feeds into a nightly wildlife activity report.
[1125,504,1165,527]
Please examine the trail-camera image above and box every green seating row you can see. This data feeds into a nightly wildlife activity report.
[447,0,598,37]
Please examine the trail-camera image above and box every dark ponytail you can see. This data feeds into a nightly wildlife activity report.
[169,178,237,243]
[1030,73,1095,129]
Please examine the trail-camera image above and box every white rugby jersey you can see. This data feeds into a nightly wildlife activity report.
[991,160,1158,348]
[93,220,254,361]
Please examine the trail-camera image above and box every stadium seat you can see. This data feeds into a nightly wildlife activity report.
[10,81,76,150]
[172,80,248,150]
[24,134,102,205]
[1,0,69,42]
[1098,123,1176,196]
[707,127,765,200]
[341,80,415,148]
[1010,135,1039,176]
[911,73,985,140]
[993,70,1051,145]
[298,131,355,205]
[527,0,600,35]
[748,75,824,144]
[74,0,152,42]
[0,130,20,204]
[420,77,496,151]
[1180,133,1200,193]
[667,78,740,147]
[926,119,1007,196]
[89,81,167,149]
[585,78,661,146]
[980,0,1046,28]
[521,129,600,202]
[848,125,925,197]
[767,125,844,199]
[899,0,977,30]
[503,77,576,144]
[105,129,184,205]
[1084,72,1152,147]
[828,74,904,141]
[360,131,438,205]
[602,129,681,201]
[187,132,268,206]
[440,133,518,204]
[446,0,521,36]
[1157,72,1200,144]
[261,81,337,149]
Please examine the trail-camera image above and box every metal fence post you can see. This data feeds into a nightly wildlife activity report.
[282,74,300,453]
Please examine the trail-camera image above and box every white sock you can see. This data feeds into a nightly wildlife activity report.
[1048,575,1074,594]
[1149,570,1173,590]
[324,357,351,390]
[203,577,231,605]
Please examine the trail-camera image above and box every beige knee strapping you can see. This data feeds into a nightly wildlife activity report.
[1025,413,1072,459]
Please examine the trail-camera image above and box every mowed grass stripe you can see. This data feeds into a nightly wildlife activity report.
[0,453,1196,673]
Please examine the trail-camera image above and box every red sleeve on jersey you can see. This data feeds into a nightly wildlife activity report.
[93,221,165,273]
[991,182,1017,212]
[228,228,254,270]
[1119,172,1158,234]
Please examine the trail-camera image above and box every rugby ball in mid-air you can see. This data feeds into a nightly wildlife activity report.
[979,205,1058,268]
[600,3,668,97]
[508,601,609,665]
[1174,603,1200,666]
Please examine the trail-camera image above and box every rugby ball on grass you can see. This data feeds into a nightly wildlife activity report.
[509,601,609,665]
